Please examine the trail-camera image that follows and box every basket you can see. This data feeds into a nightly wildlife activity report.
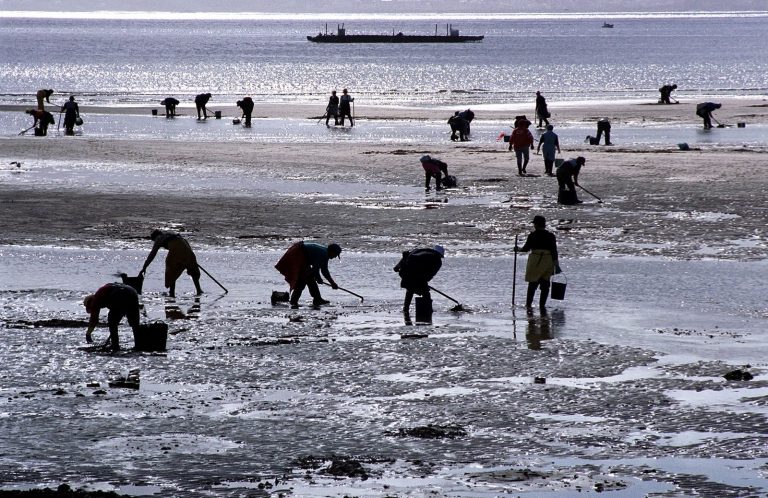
[550,274,567,300]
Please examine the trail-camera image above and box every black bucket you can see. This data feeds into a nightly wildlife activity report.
[151,109,158,116]
[271,291,290,306]
[34,128,45,136]
[214,110,222,119]
[120,273,144,294]
[442,175,457,188]
[134,321,168,351]
[415,297,433,323]
[550,274,567,300]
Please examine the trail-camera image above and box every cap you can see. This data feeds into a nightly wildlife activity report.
[433,244,445,257]
[420,155,431,162]
[328,243,342,259]
[576,156,586,165]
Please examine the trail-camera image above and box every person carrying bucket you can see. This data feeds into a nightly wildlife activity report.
[61,96,80,136]
[140,229,203,298]
[515,216,561,313]
[393,245,444,314]
[83,282,141,352]
[275,241,341,309]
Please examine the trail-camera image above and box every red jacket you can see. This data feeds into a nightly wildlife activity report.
[511,127,534,150]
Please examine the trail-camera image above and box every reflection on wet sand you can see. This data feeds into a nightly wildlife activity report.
[165,296,201,320]
[526,309,564,350]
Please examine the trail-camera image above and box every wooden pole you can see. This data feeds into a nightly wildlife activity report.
[512,234,518,307]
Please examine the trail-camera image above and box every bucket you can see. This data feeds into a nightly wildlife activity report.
[414,297,433,323]
[34,128,46,136]
[120,273,144,294]
[151,109,158,116]
[550,274,567,300]
[134,321,168,351]
[737,122,746,128]
[232,118,241,125]
[554,158,565,169]
[214,110,222,119]
[270,291,290,306]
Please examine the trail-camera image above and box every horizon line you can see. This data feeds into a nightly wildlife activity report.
[2,10,768,21]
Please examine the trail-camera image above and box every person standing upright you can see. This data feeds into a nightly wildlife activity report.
[536,124,560,176]
[339,88,354,126]
[326,90,339,126]
[509,118,534,176]
[535,91,550,128]
[515,216,561,312]
[61,96,80,136]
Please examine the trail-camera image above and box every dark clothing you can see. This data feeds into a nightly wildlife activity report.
[595,119,611,145]
[448,113,468,141]
[520,229,558,262]
[238,97,254,127]
[87,283,140,351]
[519,229,559,309]
[194,93,212,119]
[161,97,179,118]
[28,110,55,136]
[696,102,721,129]
[143,231,201,296]
[420,157,448,191]
[394,248,443,312]
[535,94,550,127]
[62,100,79,135]
[556,158,582,202]
[339,93,354,126]
[326,94,339,126]
[659,85,676,104]
[275,242,336,306]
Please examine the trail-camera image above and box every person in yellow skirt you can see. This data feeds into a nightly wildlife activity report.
[141,229,203,297]
[515,215,561,312]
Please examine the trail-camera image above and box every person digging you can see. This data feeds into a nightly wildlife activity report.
[83,282,141,352]
[275,241,342,309]
[140,229,203,298]
[393,245,444,314]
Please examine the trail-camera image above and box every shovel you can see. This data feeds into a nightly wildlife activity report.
[577,184,603,203]
[428,285,468,312]
[321,282,364,302]
[18,125,35,136]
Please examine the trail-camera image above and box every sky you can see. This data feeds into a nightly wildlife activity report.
[1,0,766,13]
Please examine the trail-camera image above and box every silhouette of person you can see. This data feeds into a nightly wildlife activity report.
[36,89,54,110]
[83,282,141,352]
[194,93,212,120]
[393,245,444,314]
[161,97,179,118]
[237,97,254,127]
[61,96,80,136]
[535,91,550,128]
[696,102,721,129]
[25,109,55,136]
[659,84,677,104]
[339,88,354,126]
[326,90,339,126]
[275,242,341,309]
[509,118,534,176]
[587,118,612,145]
[515,215,561,312]
[537,124,560,176]
[140,230,203,298]
[556,156,586,204]
[419,155,449,191]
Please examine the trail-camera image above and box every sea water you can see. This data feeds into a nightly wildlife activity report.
[2,11,768,108]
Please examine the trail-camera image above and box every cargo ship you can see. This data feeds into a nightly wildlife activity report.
[307,24,484,43]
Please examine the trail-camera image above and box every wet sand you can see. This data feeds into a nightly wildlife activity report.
[1,99,767,497]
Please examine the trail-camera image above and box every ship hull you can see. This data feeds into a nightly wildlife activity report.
[307,34,484,43]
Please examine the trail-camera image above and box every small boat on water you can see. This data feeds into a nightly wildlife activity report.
[307,23,484,43]
[602,22,614,28]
